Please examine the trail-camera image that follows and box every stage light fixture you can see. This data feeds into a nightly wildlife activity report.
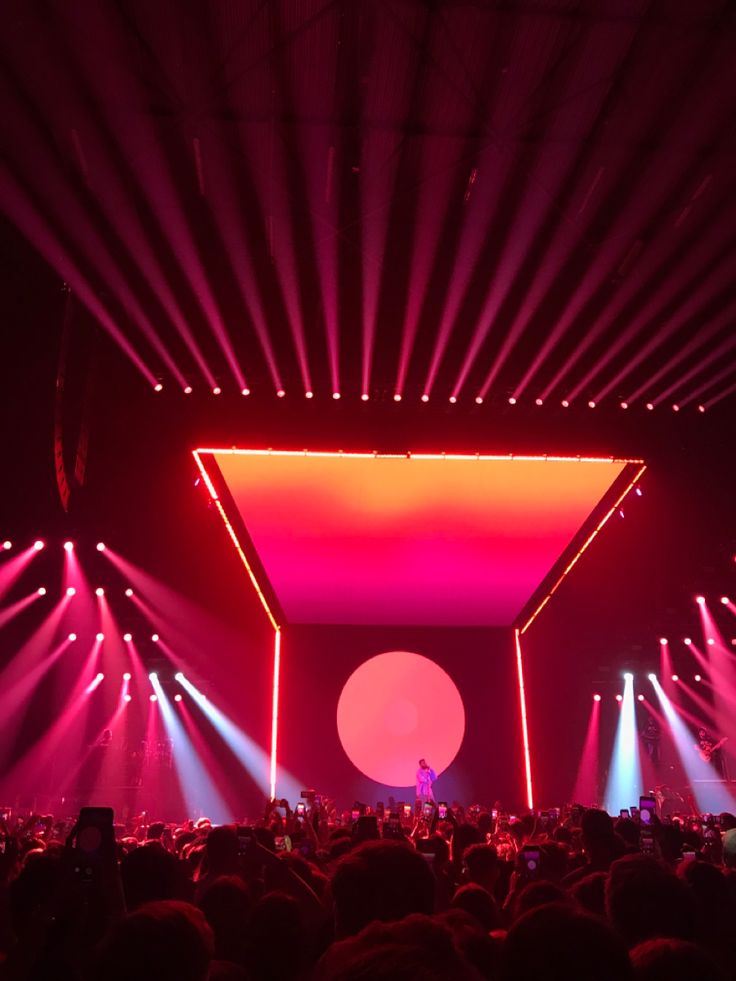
[449,395,457,404]
[95,672,104,682]
[588,400,596,408]
[125,588,133,597]
[150,694,158,702]
[212,386,222,395]
[241,388,250,396]
[184,385,192,394]
[672,404,679,412]
[635,487,643,496]
[154,383,163,392]
[535,398,543,406]
[66,587,76,597]
[149,672,157,682]
[123,632,132,642]
[96,632,104,642]
[63,541,74,552]
[475,396,483,404]
[174,672,184,682]
[694,674,702,682]
[393,394,402,402]
[593,693,601,702]
[420,394,429,401]
[332,392,340,400]
[637,694,645,702]
[68,632,77,642]
[277,390,285,398]
[616,694,623,702]
[671,674,679,681]
[696,595,705,604]
[508,397,516,405]
[721,596,729,605]
[123,672,131,681]
[684,637,692,645]
[305,391,313,399]
[697,405,705,413]
[647,673,656,682]
[620,401,628,409]
[361,393,370,401]
[151,633,160,643]
[174,693,183,702]
[124,694,132,702]
[33,540,44,550]
[645,402,654,410]
[707,638,715,645]
[2,541,11,550]
[95,587,104,597]
[624,672,633,681]
[37,587,46,596]
[96,542,106,552]
[659,638,668,645]
[561,399,569,407]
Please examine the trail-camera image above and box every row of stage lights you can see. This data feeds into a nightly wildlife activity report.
[84,671,197,705]
[148,384,708,413]
[595,673,708,701]
[65,632,159,643]
[2,540,110,552]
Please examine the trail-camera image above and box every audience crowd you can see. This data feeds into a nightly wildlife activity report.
[1,795,736,979]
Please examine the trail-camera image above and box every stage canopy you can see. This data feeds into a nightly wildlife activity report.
[195,450,642,627]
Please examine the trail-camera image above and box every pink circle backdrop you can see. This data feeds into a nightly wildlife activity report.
[336,651,465,787]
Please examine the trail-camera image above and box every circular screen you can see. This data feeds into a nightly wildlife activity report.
[337,651,465,787]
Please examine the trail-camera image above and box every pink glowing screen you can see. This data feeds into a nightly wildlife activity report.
[206,452,628,626]
[337,651,465,787]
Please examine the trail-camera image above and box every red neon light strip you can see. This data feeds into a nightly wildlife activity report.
[195,448,643,465]
[520,464,646,634]
[514,628,534,809]
[270,629,281,801]
[192,451,280,631]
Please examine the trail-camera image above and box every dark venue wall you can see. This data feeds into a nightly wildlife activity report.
[279,624,523,809]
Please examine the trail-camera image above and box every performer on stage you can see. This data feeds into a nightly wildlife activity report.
[642,717,662,766]
[696,727,728,779]
[416,758,437,803]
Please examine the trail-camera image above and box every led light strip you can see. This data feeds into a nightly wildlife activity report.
[195,448,643,465]
[514,628,534,809]
[270,629,281,801]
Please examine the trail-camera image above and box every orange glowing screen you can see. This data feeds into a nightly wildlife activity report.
[201,451,631,626]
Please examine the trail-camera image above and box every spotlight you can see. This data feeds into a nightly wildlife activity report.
[148,672,157,682]
[63,541,74,552]
[125,588,133,597]
[241,388,250,396]
[184,385,193,394]
[672,404,679,412]
[671,674,679,682]
[123,694,132,702]
[659,638,668,645]
[361,393,370,401]
[475,396,483,405]
[96,632,104,642]
[647,673,656,682]
[637,694,645,702]
[123,632,132,642]
[593,693,601,702]
[95,672,104,682]
[588,400,596,408]
[420,394,429,402]
[277,390,286,398]
[393,394,402,402]
[154,383,163,392]
[2,541,11,550]
[149,694,158,702]
[635,487,643,496]
[151,633,160,643]
[684,638,692,645]
[174,693,183,702]
[508,397,516,405]
[646,402,654,411]
[620,401,628,409]
[95,587,104,597]
[33,540,45,551]
[96,542,106,552]
[696,595,705,604]
[624,672,634,681]
[707,638,715,646]
[561,400,569,407]
[332,392,340,400]
[697,404,705,413]
[123,672,131,681]
[535,398,543,406]
[616,694,623,702]
[449,395,457,404]
[305,391,313,399]
[721,597,730,605]
[37,587,46,596]
[66,587,76,597]
[174,672,184,682]
[68,632,77,642]
[212,386,222,395]
[694,674,702,682]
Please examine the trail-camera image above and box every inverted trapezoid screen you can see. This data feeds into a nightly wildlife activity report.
[200,452,629,626]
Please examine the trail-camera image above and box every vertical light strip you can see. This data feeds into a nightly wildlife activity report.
[270,628,281,801]
[514,628,534,809]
